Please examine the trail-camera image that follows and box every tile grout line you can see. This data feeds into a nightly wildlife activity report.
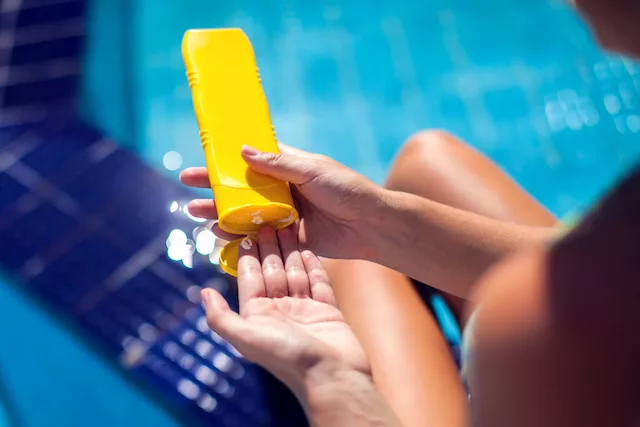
[323,6,386,182]
[381,16,427,133]
[437,8,498,145]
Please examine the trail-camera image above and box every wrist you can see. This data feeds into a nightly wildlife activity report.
[364,188,411,264]
[295,361,376,414]
[292,360,401,427]
[288,358,364,400]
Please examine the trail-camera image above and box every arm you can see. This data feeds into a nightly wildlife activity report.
[297,362,403,427]
[182,145,557,300]
[368,190,556,299]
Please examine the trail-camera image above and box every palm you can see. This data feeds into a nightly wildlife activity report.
[242,297,369,374]
[201,226,370,390]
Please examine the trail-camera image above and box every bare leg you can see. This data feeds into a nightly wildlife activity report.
[324,130,558,427]
[385,130,558,318]
[327,261,467,427]
[385,130,557,226]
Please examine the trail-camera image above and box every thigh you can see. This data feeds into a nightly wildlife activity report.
[324,259,467,427]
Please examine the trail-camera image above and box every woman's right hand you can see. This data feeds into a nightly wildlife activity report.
[180,143,385,261]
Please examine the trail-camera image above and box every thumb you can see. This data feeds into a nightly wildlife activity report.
[241,145,319,185]
[201,289,252,351]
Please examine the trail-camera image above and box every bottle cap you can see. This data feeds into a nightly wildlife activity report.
[214,183,298,236]
[218,238,243,277]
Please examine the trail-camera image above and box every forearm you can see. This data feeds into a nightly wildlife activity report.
[295,362,402,427]
[369,190,557,299]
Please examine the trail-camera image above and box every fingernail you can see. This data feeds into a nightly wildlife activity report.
[201,289,213,310]
[241,145,260,158]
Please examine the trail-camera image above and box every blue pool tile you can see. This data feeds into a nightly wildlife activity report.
[28,235,131,297]
[20,132,95,179]
[16,0,85,27]
[0,202,78,269]
[10,37,84,66]
[0,174,30,213]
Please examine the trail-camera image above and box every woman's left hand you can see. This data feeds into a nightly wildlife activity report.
[201,226,370,393]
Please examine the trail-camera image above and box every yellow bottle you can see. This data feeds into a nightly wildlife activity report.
[182,28,298,276]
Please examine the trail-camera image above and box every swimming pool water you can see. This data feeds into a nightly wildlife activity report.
[84,0,640,217]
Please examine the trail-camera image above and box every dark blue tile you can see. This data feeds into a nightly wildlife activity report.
[0,227,39,270]
[38,119,103,144]
[61,149,141,212]
[105,186,193,246]
[133,349,252,425]
[11,35,84,65]
[0,202,78,269]
[114,293,180,334]
[133,354,191,404]
[0,173,29,212]
[80,310,128,350]
[16,1,85,27]
[0,125,32,147]
[25,264,86,308]
[90,293,154,336]
[141,341,263,426]
[122,269,187,311]
[106,206,171,247]
[10,201,78,245]
[63,149,191,231]
[29,235,131,298]
[3,75,79,107]
[20,135,93,179]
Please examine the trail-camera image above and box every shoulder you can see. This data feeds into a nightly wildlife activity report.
[465,164,640,427]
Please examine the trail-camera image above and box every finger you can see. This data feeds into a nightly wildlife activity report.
[277,226,310,297]
[187,199,218,219]
[186,201,245,241]
[237,236,266,313]
[211,223,239,242]
[241,145,318,185]
[290,189,313,250]
[290,186,311,221]
[302,250,337,306]
[180,167,211,188]
[257,226,288,298]
[201,289,253,348]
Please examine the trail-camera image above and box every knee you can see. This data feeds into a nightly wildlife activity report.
[385,129,471,191]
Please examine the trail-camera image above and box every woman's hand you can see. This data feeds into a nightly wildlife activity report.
[200,226,370,393]
[181,144,384,261]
